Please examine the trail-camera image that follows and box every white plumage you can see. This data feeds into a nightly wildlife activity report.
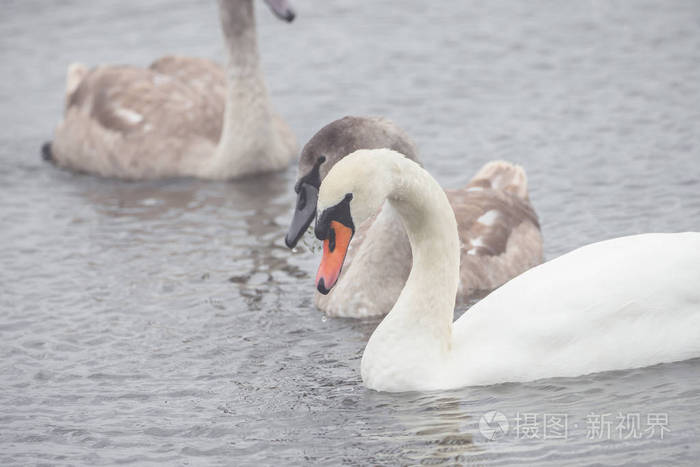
[316,148,700,392]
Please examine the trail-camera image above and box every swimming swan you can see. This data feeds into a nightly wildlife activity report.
[44,0,297,180]
[286,116,543,317]
[313,148,700,392]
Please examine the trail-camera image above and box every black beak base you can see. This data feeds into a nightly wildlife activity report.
[284,183,319,249]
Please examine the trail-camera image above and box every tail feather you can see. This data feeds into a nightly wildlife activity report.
[65,62,88,104]
[468,160,529,199]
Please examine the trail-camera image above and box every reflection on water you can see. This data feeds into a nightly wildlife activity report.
[1,0,700,465]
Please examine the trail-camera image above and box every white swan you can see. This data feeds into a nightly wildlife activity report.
[286,116,543,317]
[44,0,297,180]
[313,148,700,392]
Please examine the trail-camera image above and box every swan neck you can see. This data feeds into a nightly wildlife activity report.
[218,0,262,76]
[386,157,460,342]
[337,201,411,306]
[360,154,460,389]
[205,0,277,179]
[356,202,408,269]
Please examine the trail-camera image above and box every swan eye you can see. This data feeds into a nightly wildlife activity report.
[329,227,336,252]
[297,188,306,210]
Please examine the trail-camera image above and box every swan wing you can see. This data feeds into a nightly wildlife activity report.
[149,55,226,108]
[448,160,543,299]
[451,233,700,386]
[67,65,221,141]
[52,65,222,178]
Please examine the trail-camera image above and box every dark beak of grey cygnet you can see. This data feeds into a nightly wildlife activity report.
[264,0,295,22]
[285,156,325,248]
[285,183,319,248]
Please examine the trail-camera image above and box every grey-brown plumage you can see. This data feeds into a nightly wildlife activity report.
[47,0,297,180]
[297,117,544,317]
[448,162,543,300]
[53,61,226,178]
[298,116,421,181]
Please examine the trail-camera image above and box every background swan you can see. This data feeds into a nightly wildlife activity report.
[313,148,700,392]
[286,116,543,317]
[44,0,297,180]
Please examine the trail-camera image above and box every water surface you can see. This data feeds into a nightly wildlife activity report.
[1,0,700,464]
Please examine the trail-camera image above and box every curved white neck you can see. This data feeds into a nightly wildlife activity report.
[390,158,460,333]
[361,153,460,389]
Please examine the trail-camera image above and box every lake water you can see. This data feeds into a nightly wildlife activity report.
[1,0,699,464]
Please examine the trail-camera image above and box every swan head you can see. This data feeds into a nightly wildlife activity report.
[313,149,397,294]
[285,116,419,248]
[263,0,295,22]
[220,0,295,26]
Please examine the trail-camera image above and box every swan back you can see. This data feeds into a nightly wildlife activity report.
[451,232,700,387]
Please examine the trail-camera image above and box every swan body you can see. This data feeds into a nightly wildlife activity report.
[315,148,700,392]
[47,0,297,180]
[287,116,543,317]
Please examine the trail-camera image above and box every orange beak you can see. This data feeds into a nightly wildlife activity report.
[316,220,354,294]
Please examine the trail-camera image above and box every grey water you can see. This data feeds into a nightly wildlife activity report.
[1,0,700,464]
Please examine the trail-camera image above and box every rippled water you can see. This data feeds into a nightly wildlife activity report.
[2,0,700,465]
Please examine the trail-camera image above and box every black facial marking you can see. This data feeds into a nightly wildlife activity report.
[315,193,354,241]
[295,155,326,193]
